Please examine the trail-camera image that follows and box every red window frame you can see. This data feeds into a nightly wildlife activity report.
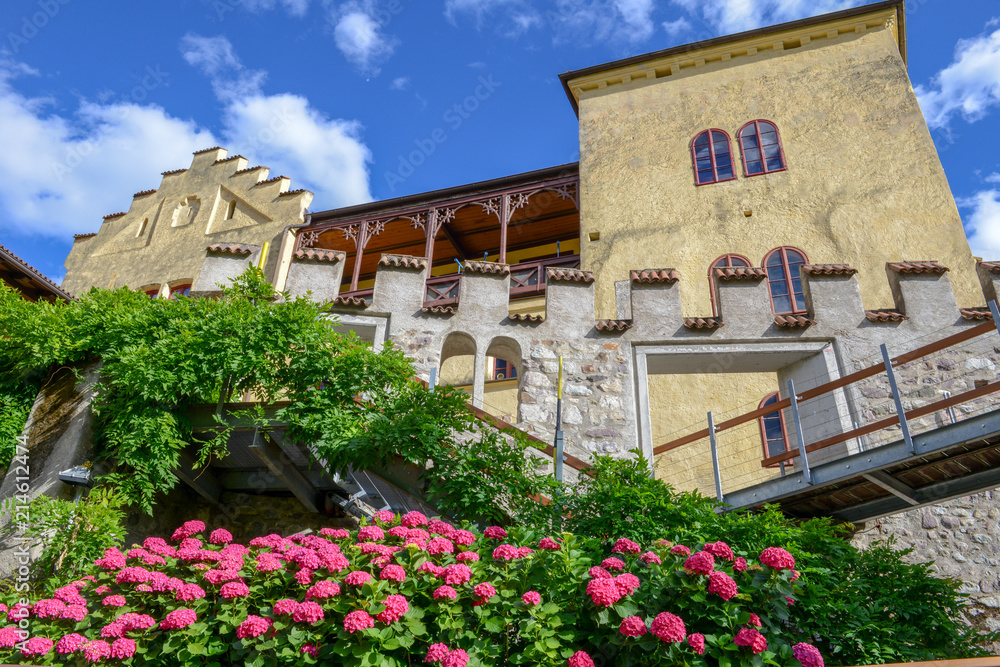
[758,392,793,467]
[707,253,751,316]
[691,129,737,186]
[738,120,787,177]
[763,247,808,315]
[169,283,192,299]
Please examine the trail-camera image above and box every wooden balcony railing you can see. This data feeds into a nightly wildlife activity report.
[510,254,580,298]
[424,274,462,307]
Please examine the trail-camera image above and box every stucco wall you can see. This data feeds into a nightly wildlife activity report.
[576,25,981,320]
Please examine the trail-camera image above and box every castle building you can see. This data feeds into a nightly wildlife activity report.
[39,0,1000,616]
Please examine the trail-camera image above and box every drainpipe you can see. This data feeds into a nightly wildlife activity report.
[273,210,313,291]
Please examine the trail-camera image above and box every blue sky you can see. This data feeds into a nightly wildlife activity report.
[1,0,998,286]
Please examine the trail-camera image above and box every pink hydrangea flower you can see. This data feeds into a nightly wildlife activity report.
[586,578,622,607]
[21,637,54,656]
[116,566,151,584]
[703,541,735,561]
[419,562,444,577]
[707,570,738,601]
[176,584,206,601]
[62,605,87,622]
[425,643,450,663]
[670,544,691,556]
[102,595,126,607]
[119,613,155,630]
[32,599,67,618]
[95,585,111,595]
[492,544,519,561]
[381,564,406,582]
[483,526,508,539]
[100,622,125,639]
[442,648,470,667]
[171,520,205,541]
[109,637,136,659]
[95,548,127,571]
[734,556,748,572]
[160,608,197,630]
[735,628,768,654]
[428,520,455,537]
[444,564,472,586]
[614,572,641,596]
[54,586,87,605]
[205,568,243,585]
[255,554,283,573]
[273,599,299,616]
[433,585,458,600]
[376,594,409,623]
[589,566,611,579]
[319,527,351,539]
[522,591,541,606]
[209,528,233,545]
[650,612,686,642]
[322,552,351,572]
[292,601,324,624]
[306,580,341,600]
[793,642,825,667]
[683,551,715,575]
[221,581,250,599]
[294,568,313,585]
[601,557,625,572]
[236,615,273,639]
[568,650,595,667]
[639,551,662,565]
[0,626,22,648]
[401,511,428,527]
[538,537,561,550]
[620,616,647,637]
[345,570,372,586]
[456,551,480,562]
[56,633,85,654]
[301,643,320,657]
[451,529,475,546]
[428,537,454,555]
[612,538,641,554]
[760,547,795,570]
[374,510,397,524]
[748,613,762,627]
[388,525,409,539]
[343,609,375,633]
[473,582,496,601]
[687,633,706,655]
[82,639,112,663]
[358,525,385,542]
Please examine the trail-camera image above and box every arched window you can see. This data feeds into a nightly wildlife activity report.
[168,283,192,299]
[708,253,751,316]
[763,247,807,315]
[691,130,736,186]
[758,392,792,466]
[738,120,786,176]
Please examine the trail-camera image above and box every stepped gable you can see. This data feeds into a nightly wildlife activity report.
[887,260,949,275]
[774,314,816,328]
[684,317,723,329]
[866,309,908,322]
[630,268,679,284]
[596,319,633,332]
[547,267,594,283]
[207,243,256,256]
[463,260,509,276]
[801,264,857,276]
[379,254,427,270]
[714,266,767,281]
[294,248,345,263]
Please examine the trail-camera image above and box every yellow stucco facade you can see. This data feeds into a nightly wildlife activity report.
[568,4,980,320]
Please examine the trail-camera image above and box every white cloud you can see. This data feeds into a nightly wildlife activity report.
[0,36,373,239]
[662,16,692,40]
[390,76,410,90]
[549,0,657,45]
[670,0,860,35]
[331,1,396,75]
[959,176,1000,259]
[240,0,310,16]
[915,23,1000,130]
[445,0,526,27]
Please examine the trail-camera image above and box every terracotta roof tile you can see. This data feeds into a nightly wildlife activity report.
[684,317,723,329]
[193,146,225,155]
[865,310,908,323]
[801,264,857,276]
[294,248,345,263]
[206,243,256,256]
[714,266,767,281]
[102,211,127,220]
[886,261,949,275]
[630,269,679,284]
[73,232,97,239]
[0,244,74,300]
[253,175,289,186]
[133,189,158,198]
[508,312,544,323]
[161,168,187,176]
[463,260,509,276]
[278,189,309,197]
[233,165,267,175]
[960,307,993,321]
[332,295,369,308]
[546,267,594,283]
[774,314,816,328]
[214,154,246,164]
[595,319,633,332]
[379,254,427,270]
[977,261,1000,274]
[421,304,457,315]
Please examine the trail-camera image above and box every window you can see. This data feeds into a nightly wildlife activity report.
[708,253,751,316]
[169,283,192,299]
[691,130,736,185]
[492,358,517,380]
[738,120,786,176]
[763,247,807,315]
[225,200,237,220]
[144,288,160,299]
[758,392,793,466]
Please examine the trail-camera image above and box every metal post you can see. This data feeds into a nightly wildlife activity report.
[880,343,914,454]
[428,368,437,393]
[989,300,1000,337]
[707,412,723,503]
[785,379,812,485]
[554,356,564,531]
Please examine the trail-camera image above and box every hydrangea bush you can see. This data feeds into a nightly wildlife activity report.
[2,514,823,667]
